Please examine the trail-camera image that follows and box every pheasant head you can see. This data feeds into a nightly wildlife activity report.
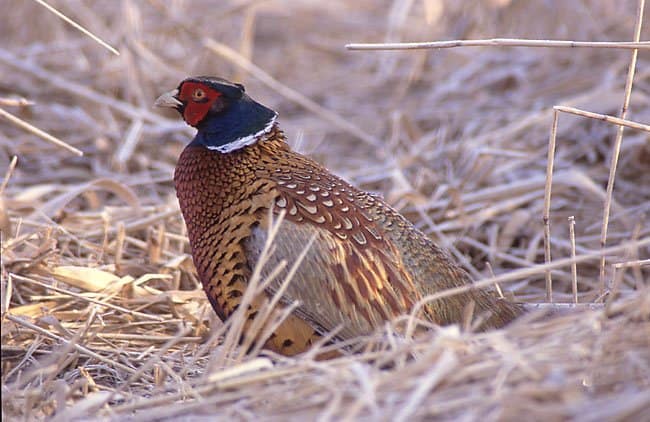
[155,76,277,153]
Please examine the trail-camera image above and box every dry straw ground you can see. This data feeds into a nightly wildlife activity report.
[1,0,649,420]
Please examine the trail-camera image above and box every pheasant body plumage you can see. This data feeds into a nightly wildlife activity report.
[159,76,522,356]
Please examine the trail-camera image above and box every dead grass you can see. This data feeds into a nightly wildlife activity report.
[1,0,649,420]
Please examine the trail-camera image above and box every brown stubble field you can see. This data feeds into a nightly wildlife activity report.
[1,0,649,420]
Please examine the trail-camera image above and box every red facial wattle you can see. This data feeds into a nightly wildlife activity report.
[178,82,221,126]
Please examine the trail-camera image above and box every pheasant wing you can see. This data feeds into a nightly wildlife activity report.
[244,150,424,340]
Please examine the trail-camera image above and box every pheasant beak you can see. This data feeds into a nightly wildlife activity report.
[154,89,182,109]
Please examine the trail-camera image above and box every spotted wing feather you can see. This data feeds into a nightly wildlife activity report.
[240,144,429,339]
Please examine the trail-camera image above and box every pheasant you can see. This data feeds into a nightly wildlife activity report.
[156,76,522,356]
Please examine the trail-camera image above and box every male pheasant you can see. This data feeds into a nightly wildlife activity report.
[156,76,522,356]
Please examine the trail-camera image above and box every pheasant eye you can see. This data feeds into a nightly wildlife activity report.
[192,88,206,101]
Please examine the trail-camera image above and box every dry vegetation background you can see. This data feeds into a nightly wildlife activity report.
[1,0,650,420]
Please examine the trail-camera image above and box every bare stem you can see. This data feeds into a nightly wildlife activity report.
[32,0,119,55]
[0,107,83,156]
[554,106,650,132]
[568,216,578,303]
[347,38,650,51]
[543,110,559,302]
[599,0,645,291]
